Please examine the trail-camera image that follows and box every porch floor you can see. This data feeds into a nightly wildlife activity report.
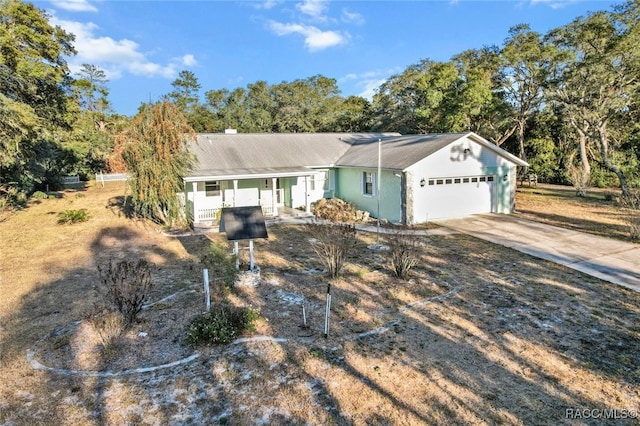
[192,206,314,233]
[277,206,313,217]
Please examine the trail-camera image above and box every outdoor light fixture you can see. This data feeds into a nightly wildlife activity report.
[503,174,509,182]
[463,148,471,154]
[420,178,426,187]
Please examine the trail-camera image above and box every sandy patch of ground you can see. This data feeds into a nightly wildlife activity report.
[1,183,639,425]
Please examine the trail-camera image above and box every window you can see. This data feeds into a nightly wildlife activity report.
[427,175,494,187]
[205,181,221,197]
[363,171,375,195]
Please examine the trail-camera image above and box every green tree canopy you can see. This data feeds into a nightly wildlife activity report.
[0,0,75,127]
[0,0,76,196]
[501,24,554,161]
[547,1,640,194]
[168,69,201,116]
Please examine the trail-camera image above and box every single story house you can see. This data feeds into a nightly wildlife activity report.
[184,131,528,226]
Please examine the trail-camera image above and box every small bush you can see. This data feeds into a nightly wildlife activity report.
[0,185,28,209]
[31,191,48,199]
[186,304,260,345]
[97,259,153,327]
[307,222,357,278]
[201,242,237,291]
[57,209,89,224]
[386,231,422,279]
[86,305,126,348]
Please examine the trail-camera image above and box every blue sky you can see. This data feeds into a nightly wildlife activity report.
[41,0,618,116]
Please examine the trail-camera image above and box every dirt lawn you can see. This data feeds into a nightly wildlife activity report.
[1,183,639,425]
[515,183,636,242]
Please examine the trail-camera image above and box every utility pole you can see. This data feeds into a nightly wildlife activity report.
[376,138,381,244]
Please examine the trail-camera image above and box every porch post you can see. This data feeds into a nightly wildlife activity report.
[271,177,278,217]
[233,179,238,207]
[192,182,198,223]
[304,175,311,213]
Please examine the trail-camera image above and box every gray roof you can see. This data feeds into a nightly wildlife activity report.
[334,133,467,170]
[188,133,400,178]
[187,131,526,179]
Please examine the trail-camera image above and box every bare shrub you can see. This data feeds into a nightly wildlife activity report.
[307,223,357,278]
[620,189,640,240]
[387,231,421,279]
[312,198,370,223]
[566,161,590,197]
[98,259,153,327]
[86,305,126,348]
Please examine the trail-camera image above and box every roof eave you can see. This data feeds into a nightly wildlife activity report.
[184,170,316,182]
[465,132,529,167]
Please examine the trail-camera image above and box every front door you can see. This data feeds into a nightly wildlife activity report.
[261,178,284,207]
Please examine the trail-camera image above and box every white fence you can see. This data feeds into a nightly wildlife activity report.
[60,176,80,185]
[96,172,128,187]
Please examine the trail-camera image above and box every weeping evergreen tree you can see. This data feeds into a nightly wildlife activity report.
[117,99,195,227]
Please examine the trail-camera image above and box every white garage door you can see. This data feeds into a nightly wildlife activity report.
[423,175,496,219]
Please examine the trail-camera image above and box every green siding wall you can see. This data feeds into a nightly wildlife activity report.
[482,165,514,214]
[335,168,403,223]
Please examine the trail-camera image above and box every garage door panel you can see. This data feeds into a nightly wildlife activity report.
[423,175,495,219]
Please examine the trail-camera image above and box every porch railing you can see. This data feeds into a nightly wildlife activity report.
[261,204,274,216]
[196,208,221,222]
[192,204,276,224]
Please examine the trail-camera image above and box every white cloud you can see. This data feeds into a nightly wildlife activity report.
[357,78,387,100]
[181,54,197,67]
[49,0,97,13]
[268,21,348,51]
[296,0,328,20]
[252,0,282,10]
[341,9,364,25]
[51,14,184,80]
[227,76,245,86]
[530,0,577,9]
[339,68,402,100]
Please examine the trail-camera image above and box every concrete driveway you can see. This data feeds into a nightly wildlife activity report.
[435,214,640,293]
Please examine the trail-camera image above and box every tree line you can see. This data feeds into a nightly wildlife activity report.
[1,0,638,209]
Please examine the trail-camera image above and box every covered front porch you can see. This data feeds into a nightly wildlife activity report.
[184,169,325,227]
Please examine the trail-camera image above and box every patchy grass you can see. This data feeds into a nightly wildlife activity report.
[515,183,637,241]
[0,182,638,425]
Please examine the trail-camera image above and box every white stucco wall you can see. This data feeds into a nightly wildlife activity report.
[407,136,517,222]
